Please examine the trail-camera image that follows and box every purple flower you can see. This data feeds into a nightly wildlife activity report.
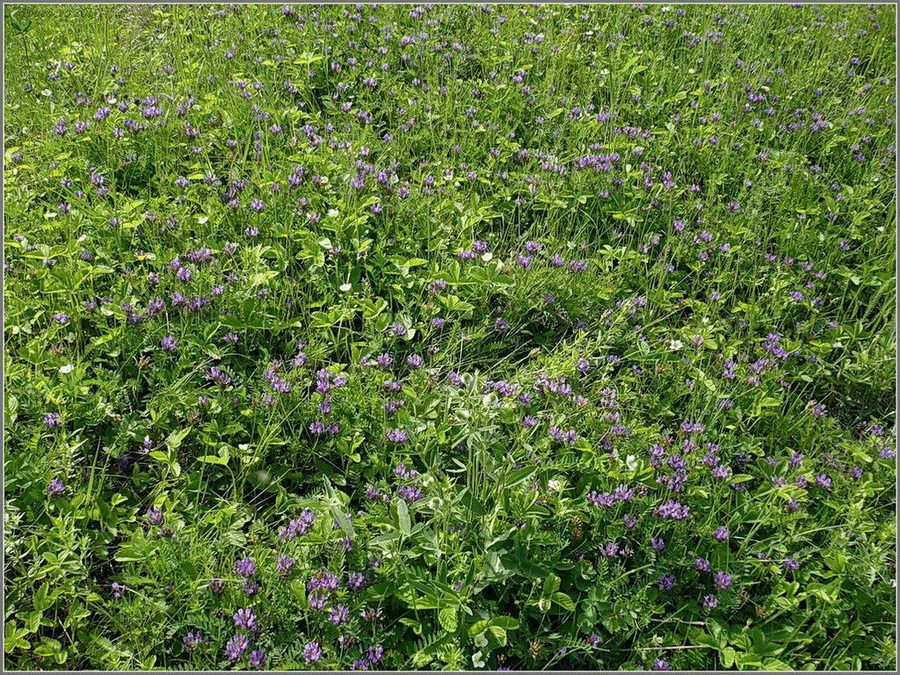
[329,604,350,626]
[366,646,384,664]
[183,631,203,652]
[308,591,328,610]
[145,506,164,526]
[233,608,257,631]
[656,500,690,520]
[235,556,257,578]
[783,556,800,571]
[47,478,65,497]
[161,336,177,352]
[713,526,730,542]
[226,634,249,661]
[347,572,369,591]
[276,553,296,577]
[702,594,718,608]
[386,428,408,444]
[248,648,267,668]
[652,658,672,670]
[303,642,323,664]
[397,485,424,503]
[111,582,127,599]
[713,571,732,590]
[694,557,712,573]
[657,574,676,591]
[44,412,62,428]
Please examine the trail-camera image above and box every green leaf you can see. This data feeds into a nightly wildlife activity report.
[490,616,519,630]
[438,607,458,632]
[197,454,228,465]
[165,428,190,450]
[290,579,308,608]
[542,572,561,597]
[552,592,575,611]
[395,498,411,535]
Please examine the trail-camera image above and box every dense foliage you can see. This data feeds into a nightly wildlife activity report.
[3,3,897,671]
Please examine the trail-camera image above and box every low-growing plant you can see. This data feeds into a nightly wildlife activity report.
[3,2,896,671]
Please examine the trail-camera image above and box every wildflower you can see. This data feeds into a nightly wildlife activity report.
[783,556,800,571]
[329,604,349,626]
[276,553,295,577]
[233,608,257,631]
[226,634,249,660]
[713,571,732,590]
[47,478,66,497]
[183,631,203,652]
[145,507,164,526]
[303,642,323,664]
[235,556,257,578]
[387,428,408,444]
[366,646,384,664]
[248,649,267,668]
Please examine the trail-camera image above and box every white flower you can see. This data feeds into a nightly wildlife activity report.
[669,339,684,351]
[472,650,485,668]
[548,479,562,492]
[474,634,488,648]
[626,455,639,472]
